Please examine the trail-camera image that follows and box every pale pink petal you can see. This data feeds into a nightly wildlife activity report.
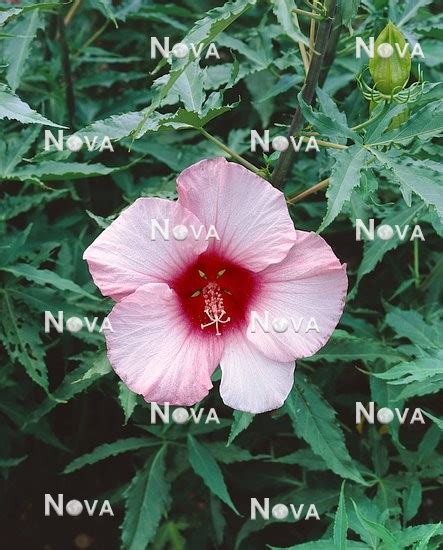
[247,231,347,362]
[219,332,295,413]
[177,157,297,272]
[105,283,224,405]
[83,198,208,301]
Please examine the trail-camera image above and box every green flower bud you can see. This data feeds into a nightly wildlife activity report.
[369,21,411,95]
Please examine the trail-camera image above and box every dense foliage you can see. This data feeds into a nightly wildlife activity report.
[0,0,442,548]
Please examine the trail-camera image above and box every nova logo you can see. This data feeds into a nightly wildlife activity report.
[356,402,425,425]
[44,311,113,334]
[151,403,220,424]
[150,37,220,60]
[355,37,424,59]
[355,219,425,241]
[250,498,320,521]
[44,494,113,517]
[150,219,220,241]
[44,130,113,152]
[250,130,319,153]
[249,311,320,334]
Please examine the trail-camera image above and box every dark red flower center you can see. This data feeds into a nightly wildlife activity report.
[171,250,259,337]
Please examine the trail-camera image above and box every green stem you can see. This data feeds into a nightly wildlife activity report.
[199,128,261,175]
[73,21,110,57]
[301,136,347,149]
[292,7,324,20]
[287,177,330,204]
[414,238,420,288]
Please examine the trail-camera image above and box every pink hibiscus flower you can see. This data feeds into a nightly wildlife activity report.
[83,158,347,413]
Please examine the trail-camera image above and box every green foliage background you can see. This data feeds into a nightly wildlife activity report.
[0,0,442,548]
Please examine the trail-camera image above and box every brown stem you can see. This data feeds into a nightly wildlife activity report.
[271,0,336,190]
[58,13,75,128]
[286,177,329,204]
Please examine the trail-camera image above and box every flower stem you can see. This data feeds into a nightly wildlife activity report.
[271,0,337,190]
[301,136,347,149]
[286,177,329,205]
[309,1,318,63]
[413,238,420,288]
[292,11,310,75]
[293,7,324,20]
[199,128,261,175]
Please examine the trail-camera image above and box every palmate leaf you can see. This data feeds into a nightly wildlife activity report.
[298,92,358,143]
[0,292,48,390]
[173,61,205,112]
[351,499,400,550]
[385,308,442,348]
[132,0,256,137]
[371,150,443,222]
[319,145,370,232]
[122,446,171,550]
[63,437,158,474]
[187,434,239,514]
[285,377,367,485]
[368,101,443,147]
[0,84,65,127]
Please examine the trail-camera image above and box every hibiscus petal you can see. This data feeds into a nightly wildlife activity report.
[247,231,347,362]
[177,157,297,272]
[105,283,224,405]
[219,332,295,413]
[83,198,208,301]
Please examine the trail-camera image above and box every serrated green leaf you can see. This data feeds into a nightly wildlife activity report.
[354,202,424,289]
[1,263,99,300]
[270,0,310,46]
[118,382,138,424]
[371,149,443,222]
[5,9,43,91]
[227,410,254,445]
[63,437,157,474]
[334,482,348,550]
[0,190,68,222]
[187,434,239,514]
[11,160,115,181]
[404,478,422,522]
[0,84,65,127]
[319,145,370,231]
[368,101,443,146]
[0,292,48,390]
[285,378,367,485]
[122,446,171,550]
[352,499,400,549]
